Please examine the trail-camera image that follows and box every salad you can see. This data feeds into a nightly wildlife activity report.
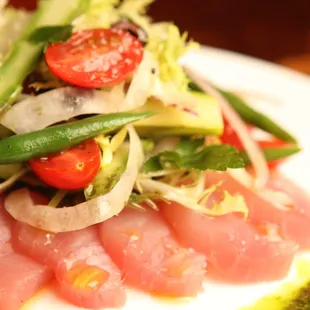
[0,0,308,309]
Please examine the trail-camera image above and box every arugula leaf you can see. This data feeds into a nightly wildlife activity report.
[175,137,204,156]
[27,25,73,44]
[144,138,244,172]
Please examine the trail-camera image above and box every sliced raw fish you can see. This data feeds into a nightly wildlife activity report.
[99,208,206,297]
[13,223,126,309]
[160,201,296,282]
[0,199,51,310]
[204,171,310,247]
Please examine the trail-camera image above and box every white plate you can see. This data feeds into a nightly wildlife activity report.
[25,46,310,310]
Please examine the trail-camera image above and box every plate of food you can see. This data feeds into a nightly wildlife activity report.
[0,0,310,309]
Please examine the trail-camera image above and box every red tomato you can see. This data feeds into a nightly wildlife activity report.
[28,140,101,190]
[220,118,249,150]
[45,29,144,88]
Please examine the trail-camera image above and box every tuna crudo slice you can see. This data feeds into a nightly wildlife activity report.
[0,198,52,310]
[160,201,296,283]
[13,223,126,309]
[99,207,207,297]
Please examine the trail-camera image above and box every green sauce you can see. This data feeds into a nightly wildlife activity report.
[241,259,310,310]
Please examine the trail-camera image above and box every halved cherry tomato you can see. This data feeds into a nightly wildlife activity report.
[220,118,253,150]
[45,29,144,88]
[28,140,101,190]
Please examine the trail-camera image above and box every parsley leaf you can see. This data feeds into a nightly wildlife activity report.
[27,25,73,44]
[144,138,245,172]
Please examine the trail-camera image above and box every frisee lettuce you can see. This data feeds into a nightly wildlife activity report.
[144,137,244,173]
[138,177,248,217]
[147,22,198,90]
[73,0,120,30]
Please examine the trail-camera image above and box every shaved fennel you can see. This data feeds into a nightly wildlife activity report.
[1,51,156,134]
[4,125,143,232]
[184,66,269,189]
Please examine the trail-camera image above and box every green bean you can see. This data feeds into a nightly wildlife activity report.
[0,111,154,164]
[240,145,301,166]
[189,82,297,143]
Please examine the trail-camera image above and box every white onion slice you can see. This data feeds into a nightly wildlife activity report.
[4,125,143,233]
[184,66,269,189]
[1,86,124,134]
[1,51,157,134]
[152,79,196,109]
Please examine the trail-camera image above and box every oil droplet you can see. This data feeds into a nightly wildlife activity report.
[66,263,109,291]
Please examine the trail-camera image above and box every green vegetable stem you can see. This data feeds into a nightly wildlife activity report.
[0,111,154,164]
[189,82,297,143]
[0,0,88,109]
[241,145,301,165]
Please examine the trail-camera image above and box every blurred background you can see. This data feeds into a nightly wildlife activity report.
[9,0,310,74]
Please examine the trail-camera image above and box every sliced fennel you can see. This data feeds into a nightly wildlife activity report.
[1,51,156,134]
[4,125,143,233]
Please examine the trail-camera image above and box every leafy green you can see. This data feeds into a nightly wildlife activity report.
[27,25,73,44]
[147,23,198,90]
[73,0,120,30]
[144,138,244,172]
[241,145,301,165]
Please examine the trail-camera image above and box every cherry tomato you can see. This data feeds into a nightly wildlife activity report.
[28,140,101,190]
[45,29,144,88]
[220,118,251,149]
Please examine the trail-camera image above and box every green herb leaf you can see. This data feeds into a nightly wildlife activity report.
[144,138,244,172]
[175,137,204,156]
[241,145,301,165]
[27,25,73,44]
